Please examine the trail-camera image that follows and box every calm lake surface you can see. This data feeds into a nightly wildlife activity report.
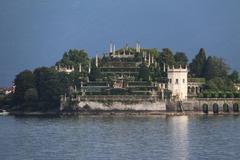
[1,115,240,160]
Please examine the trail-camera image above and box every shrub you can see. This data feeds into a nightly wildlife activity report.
[203,91,211,98]
[233,92,240,98]
[226,92,234,98]
[210,92,218,98]
[218,91,226,98]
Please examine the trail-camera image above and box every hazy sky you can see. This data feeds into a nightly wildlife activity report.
[0,0,240,86]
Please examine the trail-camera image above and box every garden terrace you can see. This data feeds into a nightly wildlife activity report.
[127,86,156,91]
[100,67,139,73]
[188,78,206,83]
[127,81,152,86]
[81,86,110,93]
[101,62,140,68]
[83,81,109,86]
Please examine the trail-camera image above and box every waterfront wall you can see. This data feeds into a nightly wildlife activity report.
[181,98,240,112]
[61,101,166,111]
[60,97,240,113]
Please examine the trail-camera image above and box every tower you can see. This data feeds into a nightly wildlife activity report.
[167,66,188,100]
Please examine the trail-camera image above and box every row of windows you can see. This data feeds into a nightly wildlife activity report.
[168,78,185,84]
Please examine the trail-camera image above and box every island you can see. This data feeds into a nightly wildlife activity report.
[1,42,240,115]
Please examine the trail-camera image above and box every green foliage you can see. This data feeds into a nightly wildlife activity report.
[89,64,102,81]
[158,48,175,67]
[189,48,207,77]
[101,54,108,65]
[204,56,228,80]
[188,78,206,83]
[34,67,69,110]
[147,48,158,58]
[233,92,240,98]
[229,70,239,83]
[138,64,150,81]
[68,72,82,87]
[164,89,172,99]
[6,46,240,111]
[206,77,234,92]
[57,49,89,72]
[14,70,36,105]
[202,91,211,98]
[0,93,14,110]
[24,88,38,102]
[174,52,188,67]
[152,67,164,81]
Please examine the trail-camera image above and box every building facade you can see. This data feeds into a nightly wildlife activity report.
[167,66,188,100]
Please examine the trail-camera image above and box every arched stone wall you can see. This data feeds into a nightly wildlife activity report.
[182,99,240,113]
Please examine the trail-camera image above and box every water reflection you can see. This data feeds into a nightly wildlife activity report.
[167,116,189,160]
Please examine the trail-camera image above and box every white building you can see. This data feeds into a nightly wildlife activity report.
[167,66,188,100]
[55,65,75,74]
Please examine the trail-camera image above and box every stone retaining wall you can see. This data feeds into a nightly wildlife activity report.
[182,98,240,112]
[61,101,166,111]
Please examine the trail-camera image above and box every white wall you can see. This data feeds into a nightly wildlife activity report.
[167,67,188,100]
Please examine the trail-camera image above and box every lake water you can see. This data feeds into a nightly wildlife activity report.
[0,115,240,160]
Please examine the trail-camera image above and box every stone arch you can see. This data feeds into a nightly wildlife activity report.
[196,87,198,94]
[233,103,239,112]
[188,86,191,93]
[202,104,208,114]
[213,103,219,114]
[223,103,229,112]
[191,87,195,94]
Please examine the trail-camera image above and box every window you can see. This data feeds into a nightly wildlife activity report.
[176,79,179,84]
[169,79,172,84]
[183,79,185,83]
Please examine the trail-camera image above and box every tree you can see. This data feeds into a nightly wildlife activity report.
[14,70,36,105]
[89,64,102,81]
[158,48,175,67]
[56,49,89,72]
[24,88,38,102]
[203,56,228,80]
[138,64,150,81]
[206,77,234,91]
[229,70,239,83]
[174,52,188,67]
[34,67,69,111]
[189,48,207,77]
